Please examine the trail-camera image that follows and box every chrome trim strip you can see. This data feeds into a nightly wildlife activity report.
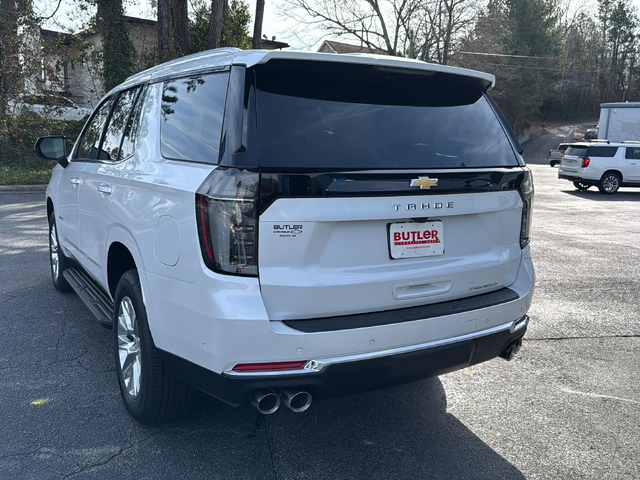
[224,318,525,377]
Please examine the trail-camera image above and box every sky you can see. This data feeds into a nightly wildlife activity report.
[37,0,640,52]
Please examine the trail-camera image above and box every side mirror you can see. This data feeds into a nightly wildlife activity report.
[35,136,69,167]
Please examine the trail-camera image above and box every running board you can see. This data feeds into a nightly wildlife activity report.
[63,268,114,328]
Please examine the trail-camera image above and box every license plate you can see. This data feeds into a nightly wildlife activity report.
[389,222,444,259]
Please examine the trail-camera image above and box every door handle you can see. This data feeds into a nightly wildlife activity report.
[631,162,638,165]
[97,183,113,195]
[70,178,82,187]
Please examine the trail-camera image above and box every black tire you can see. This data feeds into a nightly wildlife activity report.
[598,172,621,195]
[573,181,590,191]
[550,161,559,167]
[113,270,194,424]
[48,213,73,293]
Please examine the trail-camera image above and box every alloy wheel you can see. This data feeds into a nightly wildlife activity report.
[50,223,59,280]
[603,175,619,193]
[117,296,142,398]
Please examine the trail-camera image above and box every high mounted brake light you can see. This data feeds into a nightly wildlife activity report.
[196,168,259,276]
[519,168,534,249]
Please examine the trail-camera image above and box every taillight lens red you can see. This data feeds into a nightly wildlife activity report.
[581,156,590,168]
[196,168,259,276]
[519,168,534,249]
[232,361,307,372]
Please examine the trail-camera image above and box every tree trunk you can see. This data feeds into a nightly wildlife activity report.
[0,0,19,107]
[157,0,171,62]
[252,0,265,49]
[172,0,191,57]
[208,0,225,49]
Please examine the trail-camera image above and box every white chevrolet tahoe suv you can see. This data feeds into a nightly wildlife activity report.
[558,141,640,194]
[36,49,535,424]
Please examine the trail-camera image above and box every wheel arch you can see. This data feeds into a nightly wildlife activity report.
[106,224,146,299]
[46,197,54,222]
[107,242,137,298]
[601,169,623,181]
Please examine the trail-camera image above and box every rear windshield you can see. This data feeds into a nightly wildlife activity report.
[254,61,518,169]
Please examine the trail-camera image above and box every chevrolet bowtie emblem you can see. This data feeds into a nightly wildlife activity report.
[410,177,438,189]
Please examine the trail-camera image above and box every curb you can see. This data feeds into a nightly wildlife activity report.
[0,185,47,193]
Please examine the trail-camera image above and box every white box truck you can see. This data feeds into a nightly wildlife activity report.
[598,102,640,142]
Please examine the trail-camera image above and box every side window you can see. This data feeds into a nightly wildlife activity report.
[625,147,640,160]
[586,146,618,158]
[160,72,230,164]
[119,85,147,160]
[101,87,141,162]
[76,97,114,160]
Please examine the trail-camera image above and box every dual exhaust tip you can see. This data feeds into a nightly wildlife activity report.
[250,389,312,415]
[500,338,523,361]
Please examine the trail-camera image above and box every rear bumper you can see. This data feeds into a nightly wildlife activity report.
[159,317,528,407]
[558,173,597,185]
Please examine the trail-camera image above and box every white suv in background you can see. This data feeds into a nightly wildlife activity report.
[36,49,535,424]
[558,142,640,194]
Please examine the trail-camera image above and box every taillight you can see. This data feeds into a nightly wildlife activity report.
[196,168,259,276]
[581,156,590,168]
[519,168,534,249]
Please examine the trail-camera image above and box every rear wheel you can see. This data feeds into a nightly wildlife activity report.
[598,172,620,195]
[48,213,72,293]
[114,270,194,424]
[550,161,559,167]
[573,181,590,191]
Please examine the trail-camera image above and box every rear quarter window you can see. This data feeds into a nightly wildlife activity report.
[160,72,230,164]
[565,146,588,156]
[586,146,618,158]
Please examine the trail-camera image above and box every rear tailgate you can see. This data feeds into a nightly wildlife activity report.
[258,172,524,320]
[252,60,526,322]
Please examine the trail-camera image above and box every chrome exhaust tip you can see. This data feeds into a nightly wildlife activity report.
[250,390,281,415]
[281,389,312,413]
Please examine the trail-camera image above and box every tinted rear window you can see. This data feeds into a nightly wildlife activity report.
[586,146,618,157]
[254,62,517,169]
[160,72,230,164]
[565,146,588,156]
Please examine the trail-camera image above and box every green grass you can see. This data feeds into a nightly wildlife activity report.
[1,157,55,185]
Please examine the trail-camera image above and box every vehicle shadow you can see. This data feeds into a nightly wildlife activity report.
[191,379,525,479]
[561,189,640,201]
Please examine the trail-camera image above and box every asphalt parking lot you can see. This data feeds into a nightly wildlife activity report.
[1,133,639,479]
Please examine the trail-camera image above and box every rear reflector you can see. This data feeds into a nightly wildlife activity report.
[232,361,308,372]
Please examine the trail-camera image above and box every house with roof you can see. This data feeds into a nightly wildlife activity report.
[317,40,390,55]
[36,17,288,108]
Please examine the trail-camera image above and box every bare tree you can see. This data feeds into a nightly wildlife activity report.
[252,0,265,48]
[278,0,475,58]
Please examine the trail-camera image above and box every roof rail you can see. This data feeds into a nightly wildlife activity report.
[589,139,610,143]
[622,140,640,144]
